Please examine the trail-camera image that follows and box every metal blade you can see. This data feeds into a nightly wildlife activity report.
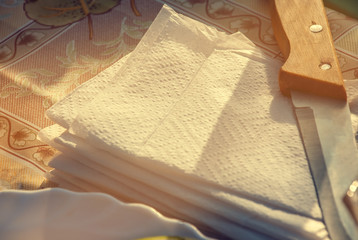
[291,90,358,240]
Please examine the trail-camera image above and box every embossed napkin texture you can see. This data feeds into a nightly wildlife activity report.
[46,5,256,130]
[39,5,331,240]
[40,124,328,240]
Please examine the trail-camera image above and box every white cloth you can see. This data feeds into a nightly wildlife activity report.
[0,188,209,240]
[39,5,333,240]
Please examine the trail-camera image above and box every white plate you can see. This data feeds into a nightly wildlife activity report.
[0,188,209,240]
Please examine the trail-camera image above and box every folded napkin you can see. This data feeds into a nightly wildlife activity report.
[39,5,335,240]
[46,4,256,130]
[40,124,328,240]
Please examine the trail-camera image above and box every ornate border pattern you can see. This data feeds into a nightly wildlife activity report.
[0,109,55,173]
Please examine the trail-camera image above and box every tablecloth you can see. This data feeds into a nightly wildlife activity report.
[0,0,357,193]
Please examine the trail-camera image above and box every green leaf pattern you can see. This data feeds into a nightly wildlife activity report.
[0,17,150,108]
[24,0,121,27]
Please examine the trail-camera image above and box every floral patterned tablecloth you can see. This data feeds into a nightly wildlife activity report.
[0,0,358,190]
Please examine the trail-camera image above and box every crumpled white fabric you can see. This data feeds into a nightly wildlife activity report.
[0,188,209,240]
[39,4,336,240]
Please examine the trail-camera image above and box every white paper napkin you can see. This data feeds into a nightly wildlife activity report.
[39,124,329,240]
[67,49,321,216]
[46,5,255,130]
[39,4,337,240]
[46,54,130,129]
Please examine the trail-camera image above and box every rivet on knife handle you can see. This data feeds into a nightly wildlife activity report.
[271,0,347,100]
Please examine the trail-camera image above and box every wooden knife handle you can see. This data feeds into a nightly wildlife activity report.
[271,0,347,100]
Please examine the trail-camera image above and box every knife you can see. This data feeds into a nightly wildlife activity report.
[271,0,358,239]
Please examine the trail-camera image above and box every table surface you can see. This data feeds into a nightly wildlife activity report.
[0,0,358,191]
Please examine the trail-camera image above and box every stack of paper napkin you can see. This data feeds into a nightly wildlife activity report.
[39,5,332,240]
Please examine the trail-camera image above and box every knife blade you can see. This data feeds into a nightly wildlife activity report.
[271,0,358,239]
